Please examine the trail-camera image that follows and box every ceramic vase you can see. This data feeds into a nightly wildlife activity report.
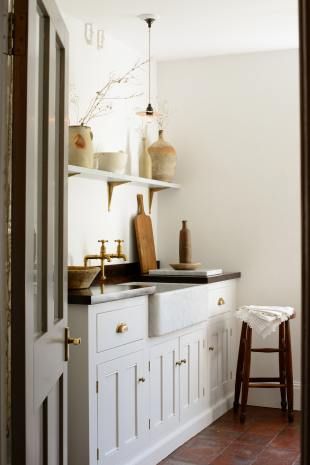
[148,130,176,182]
[179,220,192,264]
[69,125,94,168]
[139,137,152,179]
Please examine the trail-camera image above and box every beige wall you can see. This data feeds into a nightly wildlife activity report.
[157,50,301,408]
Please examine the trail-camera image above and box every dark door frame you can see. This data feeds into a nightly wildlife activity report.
[299,1,310,464]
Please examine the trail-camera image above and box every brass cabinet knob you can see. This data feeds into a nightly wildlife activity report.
[175,361,182,366]
[209,347,215,351]
[181,359,187,364]
[217,297,225,306]
[138,377,146,383]
[68,337,81,345]
[116,322,128,333]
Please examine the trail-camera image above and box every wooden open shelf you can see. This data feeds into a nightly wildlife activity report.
[68,164,180,213]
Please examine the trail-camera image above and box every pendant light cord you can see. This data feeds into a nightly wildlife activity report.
[148,23,151,105]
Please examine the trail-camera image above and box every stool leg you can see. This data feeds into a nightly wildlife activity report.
[234,322,247,412]
[240,325,252,423]
[279,322,287,412]
[285,320,294,422]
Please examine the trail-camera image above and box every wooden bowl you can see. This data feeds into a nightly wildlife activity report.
[68,266,101,289]
[170,262,201,271]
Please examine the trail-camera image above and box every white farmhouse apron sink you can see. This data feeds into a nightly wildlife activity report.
[125,282,208,336]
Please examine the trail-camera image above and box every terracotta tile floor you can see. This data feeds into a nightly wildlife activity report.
[160,407,301,465]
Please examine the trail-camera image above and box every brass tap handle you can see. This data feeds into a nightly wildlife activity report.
[98,240,109,254]
[115,239,124,255]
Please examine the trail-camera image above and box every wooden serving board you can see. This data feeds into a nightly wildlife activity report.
[134,194,157,273]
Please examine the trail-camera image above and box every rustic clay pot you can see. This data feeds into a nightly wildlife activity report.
[148,130,176,182]
[69,125,94,168]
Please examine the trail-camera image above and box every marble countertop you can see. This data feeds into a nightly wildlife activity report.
[68,284,157,305]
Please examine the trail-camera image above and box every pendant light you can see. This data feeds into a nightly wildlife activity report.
[137,14,160,118]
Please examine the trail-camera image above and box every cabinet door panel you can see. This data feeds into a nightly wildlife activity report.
[150,339,179,439]
[97,351,147,465]
[207,318,233,406]
[209,330,219,404]
[180,329,207,422]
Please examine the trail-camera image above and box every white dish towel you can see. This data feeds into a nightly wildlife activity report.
[235,305,295,338]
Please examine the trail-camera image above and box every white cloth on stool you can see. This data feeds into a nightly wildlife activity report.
[235,305,294,338]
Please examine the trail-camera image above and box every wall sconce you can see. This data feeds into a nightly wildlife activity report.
[84,23,94,45]
[97,30,105,49]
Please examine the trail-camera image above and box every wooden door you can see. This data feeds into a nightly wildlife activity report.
[11,0,69,463]
[97,351,148,465]
[180,329,207,422]
[149,339,180,440]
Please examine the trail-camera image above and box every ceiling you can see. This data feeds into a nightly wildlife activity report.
[60,0,299,61]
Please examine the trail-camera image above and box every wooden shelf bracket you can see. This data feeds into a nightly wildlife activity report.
[107,181,129,211]
[149,187,168,214]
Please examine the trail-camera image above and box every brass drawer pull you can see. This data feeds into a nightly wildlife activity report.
[217,297,225,306]
[176,361,182,366]
[209,347,215,351]
[181,359,187,364]
[116,322,128,333]
[138,377,146,383]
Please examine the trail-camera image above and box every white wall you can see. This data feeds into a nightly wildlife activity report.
[65,18,159,264]
[157,50,301,408]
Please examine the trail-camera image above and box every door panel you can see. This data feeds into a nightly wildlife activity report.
[150,339,179,440]
[180,329,207,421]
[207,319,233,406]
[97,351,148,465]
[11,0,68,463]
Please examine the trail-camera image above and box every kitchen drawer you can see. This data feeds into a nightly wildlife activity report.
[208,283,235,317]
[96,303,147,352]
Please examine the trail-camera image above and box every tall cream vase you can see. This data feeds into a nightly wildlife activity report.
[148,129,176,182]
[139,137,152,179]
[69,125,94,169]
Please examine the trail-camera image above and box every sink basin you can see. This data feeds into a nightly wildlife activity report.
[124,282,208,337]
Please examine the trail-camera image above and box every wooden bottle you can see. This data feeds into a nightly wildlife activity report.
[179,220,192,264]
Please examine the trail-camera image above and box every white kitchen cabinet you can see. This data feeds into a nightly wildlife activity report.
[149,338,180,440]
[207,317,234,406]
[97,351,148,465]
[68,279,238,465]
[179,329,207,422]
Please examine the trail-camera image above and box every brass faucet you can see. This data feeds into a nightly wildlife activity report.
[84,240,112,281]
[110,240,127,261]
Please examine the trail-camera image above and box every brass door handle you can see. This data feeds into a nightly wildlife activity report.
[65,328,81,362]
[138,377,146,383]
[116,323,128,333]
[181,359,187,364]
[68,337,81,345]
[209,347,214,351]
[217,297,225,306]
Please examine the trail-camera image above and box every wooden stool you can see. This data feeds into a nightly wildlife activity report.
[233,313,295,423]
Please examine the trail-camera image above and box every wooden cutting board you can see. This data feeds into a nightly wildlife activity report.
[134,194,157,273]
